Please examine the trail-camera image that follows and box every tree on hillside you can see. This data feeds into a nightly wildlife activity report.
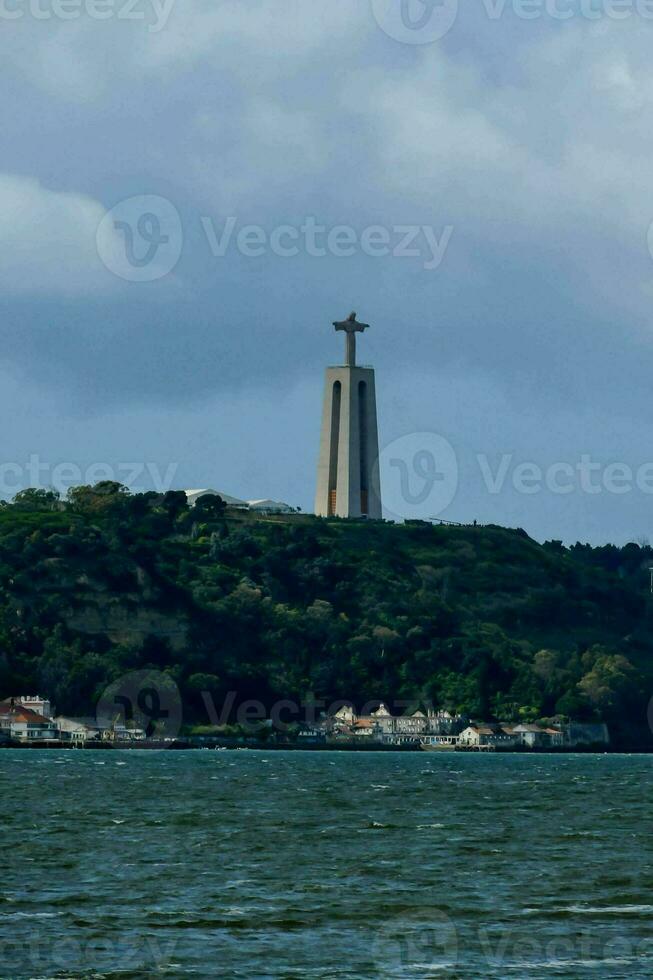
[67,482,129,514]
[577,647,637,713]
[12,488,60,511]
[193,494,227,521]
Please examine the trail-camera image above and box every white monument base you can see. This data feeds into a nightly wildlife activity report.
[315,365,382,519]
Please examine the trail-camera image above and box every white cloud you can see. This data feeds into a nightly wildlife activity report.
[0,173,121,294]
[0,0,368,102]
[4,8,653,313]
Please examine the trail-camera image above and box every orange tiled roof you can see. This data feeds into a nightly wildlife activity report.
[6,707,51,724]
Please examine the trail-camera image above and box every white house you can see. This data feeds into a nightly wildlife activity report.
[332,704,356,725]
[427,709,467,734]
[544,727,566,747]
[185,489,249,509]
[394,710,429,735]
[112,724,146,741]
[512,724,551,748]
[352,720,375,737]
[459,725,491,747]
[247,499,297,515]
[12,695,53,719]
[55,716,93,742]
[0,705,58,741]
[369,703,394,734]
[458,724,518,748]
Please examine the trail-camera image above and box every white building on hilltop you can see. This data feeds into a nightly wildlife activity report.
[185,491,296,514]
[247,499,297,515]
[185,489,249,509]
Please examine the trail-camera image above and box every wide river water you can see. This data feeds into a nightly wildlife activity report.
[1,750,651,979]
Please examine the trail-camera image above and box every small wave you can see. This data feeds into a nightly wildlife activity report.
[2,911,62,919]
[522,903,653,916]
[501,957,639,970]
[565,903,653,914]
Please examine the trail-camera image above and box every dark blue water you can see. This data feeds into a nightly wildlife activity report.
[1,750,652,979]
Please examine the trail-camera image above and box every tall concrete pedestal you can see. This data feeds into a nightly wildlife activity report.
[315,357,382,519]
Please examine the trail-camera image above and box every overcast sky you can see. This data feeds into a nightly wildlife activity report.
[2,0,653,545]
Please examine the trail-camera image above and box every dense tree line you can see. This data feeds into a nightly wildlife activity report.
[1,483,652,747]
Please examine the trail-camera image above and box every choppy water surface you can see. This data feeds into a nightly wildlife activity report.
[1,751,652,979]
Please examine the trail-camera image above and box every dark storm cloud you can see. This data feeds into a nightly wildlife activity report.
[1,1,653,542]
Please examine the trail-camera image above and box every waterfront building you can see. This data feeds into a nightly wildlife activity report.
[458,725,498,748]
[55,716,93,742]
[1,695,52,719]
[544,727,566,746]
[332,704,356,726]
[352,720,375,738]
[0,703,58,741]
[427,709,467,734]
[394,710,429,735]
[369,703,394,734]
[322,703,591,750]
[512,724,551,748]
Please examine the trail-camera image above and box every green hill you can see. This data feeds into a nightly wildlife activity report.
[1,484,652,748]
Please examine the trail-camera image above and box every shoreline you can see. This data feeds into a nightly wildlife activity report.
[0,739,644,753]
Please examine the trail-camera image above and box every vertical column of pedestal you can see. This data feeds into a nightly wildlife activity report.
[362,369,382,519]
[315,365,382,519]
[315,367,342,517]
[335,368,360,518]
